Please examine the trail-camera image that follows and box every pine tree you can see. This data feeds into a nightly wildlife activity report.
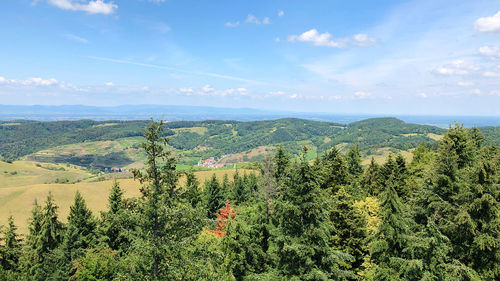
[361,158,383,196]
[346,144,363,178]
[205,174,225,218]
[183,170,202,208]
[131,119,180,278]
[99,180,133,253]
[275,147,353,279]
[62,191,97,260]
[231,171,250,205]
[38,192,64,256]
[273,145,290,183]
[318,146,348,192]
[330,187,367,275]
[0,216,21,272]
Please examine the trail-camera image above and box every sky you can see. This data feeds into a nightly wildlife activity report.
[1,0,500,115]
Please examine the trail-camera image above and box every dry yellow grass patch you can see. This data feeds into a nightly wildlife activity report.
[427,133,443,141]
[0,169,243,234]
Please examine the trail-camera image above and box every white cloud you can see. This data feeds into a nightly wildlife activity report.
[288,29,346,48]
[353,33,377,46]
[246,14,270,25]
[418,92,428,98]
[202,84,214,92]
[479,46,500,57]
[472,88,481,95]
[0,77,6,84]
[289,94,298,99]
[105,82,113,86]
[22,77,59,86]
[287,29,377,48]
[434,60,479,75]
[64,33,89,44]
[458,81,473,87]
[354,91,371,99]
[48,0,117,15]
[225,21,240,28]
[269,91,286,96]
[278,10,284,17]
[490,90,500,96]
[474,10,500,33]
[483,71,500,77]
[237,88,248,95]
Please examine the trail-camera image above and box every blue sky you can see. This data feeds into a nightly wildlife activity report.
[1,0,500,115]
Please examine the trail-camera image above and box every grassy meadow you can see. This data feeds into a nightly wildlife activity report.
[0,162,244,234]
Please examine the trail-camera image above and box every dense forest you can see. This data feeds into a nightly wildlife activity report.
[0,118,451,164]
[0,120,498,280]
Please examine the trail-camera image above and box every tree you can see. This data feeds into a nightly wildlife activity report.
[346,144,363,178]
[0,216,21,272]
[232,171,250,204]
[273,145,290,183]
[131,119,180,278]
[318,146,348,192]
[361,158,383,196]
[330,188,367,275]
[205,174,225,218]
[183,170,202,208]
[63,191,97,260]
[275,147,353,279]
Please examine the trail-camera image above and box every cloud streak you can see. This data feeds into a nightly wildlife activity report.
[86,56,266,84]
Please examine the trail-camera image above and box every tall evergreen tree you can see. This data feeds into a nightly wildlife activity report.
[318,146,348,191]
[346,144,363,178]
[205,174,225,218]
[361,158,383,196]
[273,145,290,183]
[131,119,180,278]
[62,191,97,260]
[183,170,202,208]
[0,216,21,272]
[275,147,353,279]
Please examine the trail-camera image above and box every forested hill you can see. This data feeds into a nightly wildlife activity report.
[0,117,496,163]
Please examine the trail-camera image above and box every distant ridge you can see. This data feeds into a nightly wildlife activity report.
[0,104,499,127]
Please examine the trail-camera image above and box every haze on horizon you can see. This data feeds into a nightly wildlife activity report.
[1,0,500,116]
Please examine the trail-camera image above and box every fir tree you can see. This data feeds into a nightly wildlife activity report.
[318,146,348,191]
[273,145,290,182]
[204,173,225,218]
[62,191,97,260]
[361,157,383,196]
[346,144,363,178]
[0,216,21,272]
[184,170,202,208]
[131,119,180,278]
[275,147,353,279]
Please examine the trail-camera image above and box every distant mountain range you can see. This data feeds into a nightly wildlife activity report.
[1,104,499,127]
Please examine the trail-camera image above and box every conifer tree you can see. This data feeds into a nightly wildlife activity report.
[62,191,97,260]
[99,180,133,253]
[361,157,383,196]
[346,144,363,177]
[204,173,225,218]
[131,119,180,278]
[232,171,250,204]
[330,187,367,275]
[273,145,290,182]
[184,170,202,208]
[275,147,353,279]
[318,146,348,192]
[0,216,21,272]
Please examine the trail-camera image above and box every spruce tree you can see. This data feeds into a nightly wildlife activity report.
[62,191,97,260]
[361,157,383,196]
[318,146,348,192]
[346,144,363,177]
[275,147,353,279]
[183,170,202,208]
[99,180,133,253]
[131,119,180,278]
[205,174,225,218]
[330,187,367,275]
[0,216,21,272]
[273,145,290,183]
[232,171,250,205]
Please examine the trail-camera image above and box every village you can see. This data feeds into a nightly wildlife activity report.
[195,154,232,169]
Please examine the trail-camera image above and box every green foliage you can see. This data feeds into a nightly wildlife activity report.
[204,174,225,218]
